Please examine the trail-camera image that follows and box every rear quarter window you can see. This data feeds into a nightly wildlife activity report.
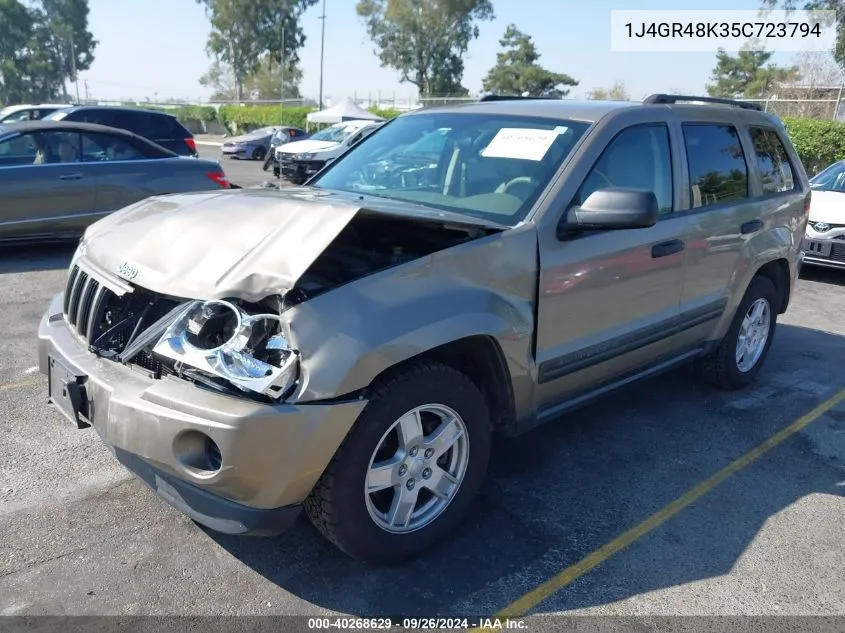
[682,123,749,209]
[148,113,189,139]
[748,126,796,194]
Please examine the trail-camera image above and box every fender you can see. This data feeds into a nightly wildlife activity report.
[709,225,797,342]
[284,224,539,421]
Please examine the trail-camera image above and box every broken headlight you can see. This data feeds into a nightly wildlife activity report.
[152,300,299,400]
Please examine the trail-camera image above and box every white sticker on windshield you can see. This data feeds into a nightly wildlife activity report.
[481,128,559,161]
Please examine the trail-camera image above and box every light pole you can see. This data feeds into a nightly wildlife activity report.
[318,0,326,110]
[280,26,286,123]
[69,35,80,103]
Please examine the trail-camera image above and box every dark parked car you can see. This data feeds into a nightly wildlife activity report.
[221,126,283,161]
[0,120,232,242]
[42,106,198,158]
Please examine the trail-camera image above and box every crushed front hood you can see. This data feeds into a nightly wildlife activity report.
[81,188,361,302]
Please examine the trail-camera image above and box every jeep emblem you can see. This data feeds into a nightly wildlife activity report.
[117,262,139,281]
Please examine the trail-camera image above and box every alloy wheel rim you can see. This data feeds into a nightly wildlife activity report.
[735,297,771,373]
[364,404,470,534]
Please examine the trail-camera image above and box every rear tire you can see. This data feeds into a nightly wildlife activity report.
[304,360,492,564]
[694,275,778,390]
[252,147,266,161]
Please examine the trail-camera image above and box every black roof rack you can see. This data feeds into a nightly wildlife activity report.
[478,95,554,102]
[643,94,763,111]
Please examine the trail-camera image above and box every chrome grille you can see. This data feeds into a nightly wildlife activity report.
[63,264,117,344]
[809,221,845,232]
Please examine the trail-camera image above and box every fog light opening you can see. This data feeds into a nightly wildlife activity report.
[173,430,223,477]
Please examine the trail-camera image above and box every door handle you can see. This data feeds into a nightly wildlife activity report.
[651,239,685,258]
[741,219,763,234]
[59,173,83,180]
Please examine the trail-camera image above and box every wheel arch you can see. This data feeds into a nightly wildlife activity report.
[752,257,792,314]
[361,335,518,436]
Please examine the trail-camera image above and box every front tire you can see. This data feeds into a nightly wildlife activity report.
[694,275,778,390]
[304,360,492,563]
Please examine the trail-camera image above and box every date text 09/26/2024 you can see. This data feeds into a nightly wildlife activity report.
[306,618,527,630]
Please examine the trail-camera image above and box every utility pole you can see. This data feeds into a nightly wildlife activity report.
[280,26,286,123]
[69,36,80,104]
[84,80,90,102]
[318,0,326,110]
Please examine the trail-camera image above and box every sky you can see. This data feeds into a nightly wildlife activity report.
[76,0,824,105]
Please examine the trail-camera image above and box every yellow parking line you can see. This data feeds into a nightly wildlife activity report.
[475,387,845,626]
[0,377,43,391]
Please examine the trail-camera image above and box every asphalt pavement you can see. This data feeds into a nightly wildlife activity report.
[1,202,845,625]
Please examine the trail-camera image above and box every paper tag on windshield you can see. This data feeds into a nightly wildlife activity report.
[481,128,559,161]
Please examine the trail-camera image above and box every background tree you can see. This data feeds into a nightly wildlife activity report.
[706,46,799,98]
[765,50,844,117]
[197,0,316,103]
[200,58,303,101]
[0,0,96,104]
[762,0,845,69]
[356,0,494,98]
[482,24,578,97]
[0,0,33,104]
[586,81,630,101]
[37,0,97,98]
[793,49,845,86]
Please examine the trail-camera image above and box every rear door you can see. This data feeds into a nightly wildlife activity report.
[0,131,96,239]
[676,116,804,339]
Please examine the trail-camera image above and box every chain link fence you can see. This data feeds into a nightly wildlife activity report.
[76,86,845,122]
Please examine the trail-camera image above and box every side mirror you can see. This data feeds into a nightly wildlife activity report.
[559,188,659,237]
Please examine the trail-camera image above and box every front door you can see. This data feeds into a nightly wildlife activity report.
[535,122,690,413]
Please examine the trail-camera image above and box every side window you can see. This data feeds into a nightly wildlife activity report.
[4,110,31,123]
[683,123,748,208]
[80,132,148,161]
[29,132,82,165]
[749,127,796,194]
[108,111,152,138]
[0,133,38,165]
[149,114,183,139]
[577,124,674,213]
[76,109,104,125]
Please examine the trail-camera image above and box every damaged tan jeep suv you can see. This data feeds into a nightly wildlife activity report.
[39,94,809,563]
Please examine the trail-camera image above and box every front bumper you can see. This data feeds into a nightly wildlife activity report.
[801,235,845,270]
[802,255,845,270]
[37,292,367,536]
[278,158,326,183]
[221,146,247,157]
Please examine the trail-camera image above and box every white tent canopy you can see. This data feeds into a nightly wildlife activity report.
[306,97,385,124]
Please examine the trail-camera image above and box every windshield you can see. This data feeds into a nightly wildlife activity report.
[309,124,356,143]
[810,161,845,192]
[311,112,591,225]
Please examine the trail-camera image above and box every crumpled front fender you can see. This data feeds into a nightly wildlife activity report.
[283,225,539,422]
